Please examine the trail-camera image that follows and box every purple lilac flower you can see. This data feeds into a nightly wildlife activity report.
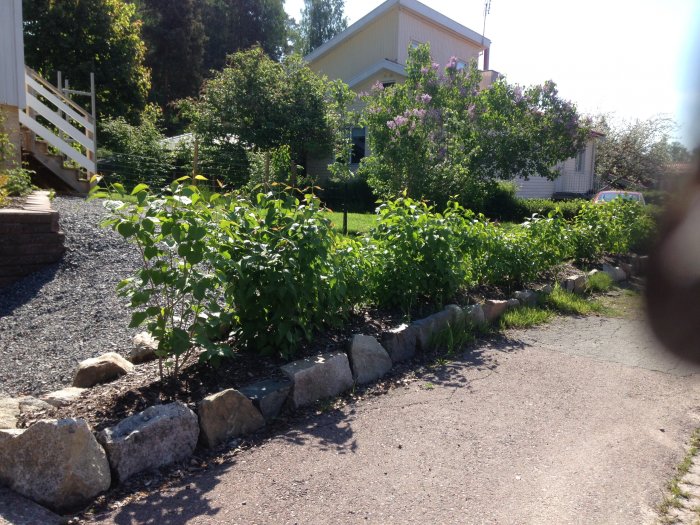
[394,115,408,127]
[420,93,432,104]
[513,86,523,102]
[446,56,458,69]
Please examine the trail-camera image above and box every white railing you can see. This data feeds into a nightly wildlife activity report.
[19,66,96,176]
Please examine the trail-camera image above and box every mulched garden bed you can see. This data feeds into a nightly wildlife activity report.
[15,256,614,435]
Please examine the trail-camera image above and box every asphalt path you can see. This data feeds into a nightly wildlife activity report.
[89,311,700,525]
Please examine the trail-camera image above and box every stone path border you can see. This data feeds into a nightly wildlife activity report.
[0,258,647,515]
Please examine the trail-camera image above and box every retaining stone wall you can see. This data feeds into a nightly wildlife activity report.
[0,191,64,287]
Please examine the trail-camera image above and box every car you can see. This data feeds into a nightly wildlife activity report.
[592,190,646,205]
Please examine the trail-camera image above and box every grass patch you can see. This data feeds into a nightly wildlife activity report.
[658,428,700,521]
[500,306,554,329]
[429,319,477,355]
[587,271,614,293]
[545,286,609,316]
[326,211,377,234]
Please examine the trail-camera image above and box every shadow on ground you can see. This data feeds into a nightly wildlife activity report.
[82,331,531,523]
[0,262,60,317]
[98,463,234,525]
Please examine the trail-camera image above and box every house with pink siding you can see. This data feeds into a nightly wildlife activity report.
[305,0,600,199]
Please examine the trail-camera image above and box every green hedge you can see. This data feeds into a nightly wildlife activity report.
[100,182,656,372]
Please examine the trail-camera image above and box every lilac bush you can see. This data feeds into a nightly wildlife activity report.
[360,43,591,208]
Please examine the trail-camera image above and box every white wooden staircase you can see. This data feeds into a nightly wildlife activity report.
[19,67,96,194]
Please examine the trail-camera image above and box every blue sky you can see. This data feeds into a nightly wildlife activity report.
[285,0,700,147]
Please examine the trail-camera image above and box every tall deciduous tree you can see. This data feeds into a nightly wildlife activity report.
[191,46,334,186]
[137,0,205,124]
[299,0,347,55]
[200,0,287,71]
[23,0,150,122]
[593,115,676,188]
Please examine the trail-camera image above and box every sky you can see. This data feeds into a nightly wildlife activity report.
[285,0,700,147]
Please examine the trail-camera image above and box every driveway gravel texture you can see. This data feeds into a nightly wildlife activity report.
[0,196,140,397]
[85,314,700,525]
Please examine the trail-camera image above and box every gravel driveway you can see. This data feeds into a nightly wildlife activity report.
[0,197,140,397]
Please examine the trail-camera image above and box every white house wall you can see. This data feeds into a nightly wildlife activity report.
[0,0,26,108]
[515,140,597,199]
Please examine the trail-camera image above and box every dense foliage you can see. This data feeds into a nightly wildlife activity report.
[101,179,233,380]
[360,44,591,207]
[593,115,686,188]
[0,115,33,205]
[97,181,655,381]
[200,0,288,69]
[99,105,175,188]
[298,0,348,55]
[23,0,150,122]
[137,0,205,129]
[189,47,337,187]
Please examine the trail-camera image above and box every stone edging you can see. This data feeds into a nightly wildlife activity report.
[0,260,646,514]
[0,190,64,288]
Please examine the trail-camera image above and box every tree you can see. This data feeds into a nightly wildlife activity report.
[190,46,335,187]
[23,0,150,122]
[593,115,676,188]
[299,0,347,55]
[360,44,590,206]
[667,140,691,163]
[200,0,287,72]
[137,0,205,129]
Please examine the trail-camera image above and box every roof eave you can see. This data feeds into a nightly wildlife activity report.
[304,0,490,64]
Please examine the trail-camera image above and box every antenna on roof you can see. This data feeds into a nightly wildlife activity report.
[481,0,491,45]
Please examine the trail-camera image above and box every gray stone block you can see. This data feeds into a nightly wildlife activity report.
[483,300,508,322]
[513,290,537,306]
[281,352,354,409]
[73,352,134,388]
[602,263,627,282]
[464,304,486,325]
[198,389,265,448]
[97,401,199,483]
[381,323,418,363]
[348,335,392,384]
[240,378,293,421]
[0,419,110,513]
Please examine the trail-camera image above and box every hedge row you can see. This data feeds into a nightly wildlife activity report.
[97,182,655,373]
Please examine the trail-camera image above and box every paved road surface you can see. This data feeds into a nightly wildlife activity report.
[89,314,700,525]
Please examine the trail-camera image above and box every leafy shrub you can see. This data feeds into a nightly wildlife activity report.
[0,113,34,201]
[460,211,572,286]
[317,176,377,213]
[216,191,356,358]
[366,196,471,312]
[520,198,586,220]
[571,198,653,261]
[97,179,233,380]
[2,168,33,196]
[99,105,175,189]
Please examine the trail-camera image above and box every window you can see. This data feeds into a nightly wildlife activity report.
[575,149,586,172]
[381,81,396,89]
[456,60,468,71]
[410,40,422,49]
[350,127,366,165]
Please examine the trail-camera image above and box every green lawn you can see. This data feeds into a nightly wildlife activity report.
[326,211,377,234]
